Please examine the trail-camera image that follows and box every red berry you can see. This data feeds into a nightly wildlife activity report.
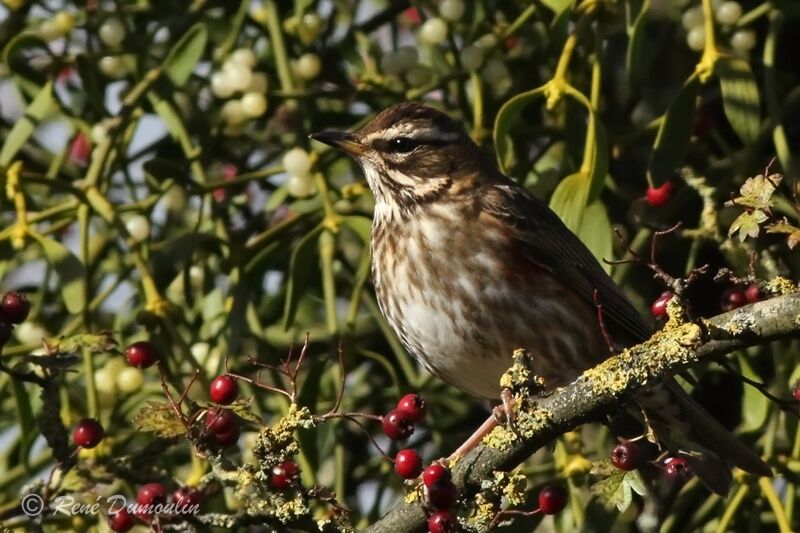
[72,418,104,449]
[69,132,91,166]
[664,457,692,482]
[428,479,458,509]
[209,375,239,405]
[745,284,761,303]
[172,487,202,511]
[645,181,673,207]
[137,482,167,517]
[538,485,568,515]
[2,291,30,324]
[721,288,747,311]
[394,449,423,479]
[214,423,240,447]
[125,341,158,368]
[0,321,12,346]
[205,408,237,434]
[651,291,673,319]
[271,460,299,489]
[108,509,135,532]
[793,382,800,402]
[610,441,642,471]
[382,409,414,440]
[428,509,457,533]
[422,463,451,487]
[403,7,421,24]
[396,393,426,422]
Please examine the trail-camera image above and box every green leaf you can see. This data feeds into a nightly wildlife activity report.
[43,331,118,355]
[0,81,56,168]
[33,234,85,315]
[716,56,761,145]
[132,401,187,438]
[493,84,548,174]
[340,215,372,244]
[725,174,780,210]
[577,201,613,273]
[163,23,208,87]
[590,460,647,511]
[549,173,590,233]
[149,94,185,141]
[626,0,651,86]
[282,225,324,329]
[563,86,608,201]
[11,380,36,471]
[2,32,51,82]
[648,76,700,186]
[729,210,768,242]
[222,397,262,424]
[540,0,575,15]
[737,353,769,432]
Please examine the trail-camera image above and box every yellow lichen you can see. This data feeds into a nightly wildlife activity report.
[766,276,798,296]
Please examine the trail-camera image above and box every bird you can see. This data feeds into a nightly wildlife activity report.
[310,102,771,494]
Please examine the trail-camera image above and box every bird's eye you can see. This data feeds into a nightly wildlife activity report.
[388,138,417,153]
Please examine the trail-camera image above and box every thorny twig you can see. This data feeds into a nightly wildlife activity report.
[487,507,542,530]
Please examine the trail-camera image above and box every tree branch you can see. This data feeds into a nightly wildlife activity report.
[367,291,800,532]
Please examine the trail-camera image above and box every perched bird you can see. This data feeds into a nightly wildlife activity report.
[310,102,770,493]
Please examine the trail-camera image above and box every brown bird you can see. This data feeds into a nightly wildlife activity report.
[310,102,770,493]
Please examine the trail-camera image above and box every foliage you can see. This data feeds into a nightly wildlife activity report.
[0,0,799,531]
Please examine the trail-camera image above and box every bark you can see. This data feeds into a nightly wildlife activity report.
[366,291,800,533]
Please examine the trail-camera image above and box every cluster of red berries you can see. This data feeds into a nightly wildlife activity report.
[204,374,241,447]
[382,393,427,440]
[422,464,459,532]
[610,441,691,485]
[0,291,30,347]
[721,284,761,312]
[107,482,203,531]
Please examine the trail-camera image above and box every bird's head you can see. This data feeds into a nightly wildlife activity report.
[310,103,490,213]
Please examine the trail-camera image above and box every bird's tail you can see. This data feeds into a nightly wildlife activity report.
[636,379,771,494]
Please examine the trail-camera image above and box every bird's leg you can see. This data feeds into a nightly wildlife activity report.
[447,388,517,462]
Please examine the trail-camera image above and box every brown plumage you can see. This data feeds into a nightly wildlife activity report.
[310,102,771,494]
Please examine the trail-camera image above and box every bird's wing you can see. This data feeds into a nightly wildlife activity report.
[481,182,651,345]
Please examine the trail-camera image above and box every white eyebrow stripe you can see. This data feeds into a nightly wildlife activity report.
[363,125,459,145]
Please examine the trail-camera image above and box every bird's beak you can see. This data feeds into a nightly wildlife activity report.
[309,131,365,156]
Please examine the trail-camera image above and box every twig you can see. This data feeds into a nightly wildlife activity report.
[593,289,616,354]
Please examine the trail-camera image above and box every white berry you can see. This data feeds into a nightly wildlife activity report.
[460,45,484,71]
[476,33,499,50]
[686,26,705,51]
[282,147,312,177]
[483,58,509,83]
[98,56,127,78]
[681,7,704,30]
[405,65,433,87]
[94,367,117,395]
[53,11,75,34]
[286,174,317,198]
[39,21,61,41]
[221,99,246,124]
[223,61,253,92]
[99,18,126,47]
[90,123,107,144]
[296,53,321,80]
[211,71,235,98]
[241,91,268,117]
[440,0,465,22]
[716,1,742,24]
[419,17,448,46]
[230,48,257,68]
[117,367,144,393]
[299,13,323,44]
[731,29,756,52]
[125,215,150,242]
